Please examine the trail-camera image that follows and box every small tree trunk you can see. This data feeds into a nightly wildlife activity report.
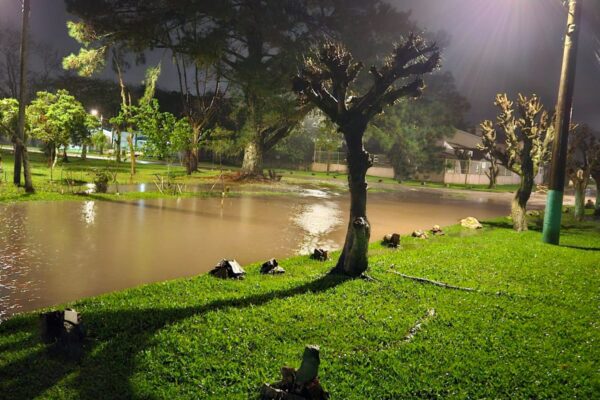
[127,132,136,175]
[185,149,198,175]
[115,132,121,162]
[487,164,498,189]
[62,146,69,162]
[241,138,264,176]
[21,146,33,193]
[13,143,22,186]
[81,143,87,161]
[332,130,371,277]
[573,180,585,221]
[99,145,104,155]
[511,173,534,232]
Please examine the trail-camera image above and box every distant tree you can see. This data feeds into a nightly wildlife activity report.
[293,38,440,277]
[479,94,554,231]
[0,98,19,139]
[0,26,61,99]
[91,130,108,155]
[365,72,469,180]
[134,99,176,160]
[28,89,95,179]
[566,125,600,221]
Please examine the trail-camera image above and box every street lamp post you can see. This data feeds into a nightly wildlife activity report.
[542,0,583,245]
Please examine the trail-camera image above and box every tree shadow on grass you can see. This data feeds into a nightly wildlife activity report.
[560,245,600,252]
[0,273,349,399]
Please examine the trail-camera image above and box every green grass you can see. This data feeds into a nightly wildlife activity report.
[400,179,521,193]
[1,214,599,399]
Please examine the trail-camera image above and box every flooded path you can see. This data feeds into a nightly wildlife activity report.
[0,188,511,319]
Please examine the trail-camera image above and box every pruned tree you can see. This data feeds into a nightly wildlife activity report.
[479,94,554,231]
[483,153,500,189]
[293,37,440,277]
[566,125,600,221]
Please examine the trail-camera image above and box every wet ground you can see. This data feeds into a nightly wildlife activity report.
[1,187,520,319]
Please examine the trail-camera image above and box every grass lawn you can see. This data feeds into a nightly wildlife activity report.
[1,214,599,399]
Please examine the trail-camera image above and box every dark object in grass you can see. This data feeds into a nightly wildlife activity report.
[261,345,329,400]
[40,309,85,350]
[378,179,383,183]
[382,233,400,248]
[261,259,285,275]
[585,199,595,209]
[210,259,246,279]
[310,249,328,261]
[431,225,445,236]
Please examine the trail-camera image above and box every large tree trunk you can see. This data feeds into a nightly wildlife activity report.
[13,0,33,193]
[511,172,534,232]
[241,138,264,177]
[573,180,585,221]
[332,129,371,277]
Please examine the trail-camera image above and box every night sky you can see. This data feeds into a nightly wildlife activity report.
[1,0,599,129]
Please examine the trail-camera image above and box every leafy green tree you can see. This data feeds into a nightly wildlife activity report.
[135,99,176,160]
[479,94,554,232]
[566,125,600,221]
[293,38,440,277]
[28,89,95,179]
[0,98,18,139]
[91,130,108,155]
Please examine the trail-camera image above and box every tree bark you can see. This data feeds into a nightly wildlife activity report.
[511,172,534,232]
[185,148,198,175]
[13,143,22,185]
[332,128,371,277]
[81,143,87,161]
[62,146,69,162]
[594,172,600,217]
[115,131,121,162]
[241,138,264,177]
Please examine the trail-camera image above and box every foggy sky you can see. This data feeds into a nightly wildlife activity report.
[1,0,599,129]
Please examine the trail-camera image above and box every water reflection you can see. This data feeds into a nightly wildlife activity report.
[293,201,343,254]
[81,201,96,225]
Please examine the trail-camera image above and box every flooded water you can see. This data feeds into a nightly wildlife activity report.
[0,188,511,319]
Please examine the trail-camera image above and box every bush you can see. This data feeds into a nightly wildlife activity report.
[90,168,113,193]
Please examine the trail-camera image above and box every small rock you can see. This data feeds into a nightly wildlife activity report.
[261,259,285,275]
[412,230,429,239]
[431,225,445,236]
[460,217,482,229]
[210,259,246,279]
[310,249,328,262]
[382,233,401,248]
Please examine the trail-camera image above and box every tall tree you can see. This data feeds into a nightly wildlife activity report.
[479,94,554,231]
[13,0,34,192]
[293,38,440,277]
[63,0,424,176]
[566,125,600,221]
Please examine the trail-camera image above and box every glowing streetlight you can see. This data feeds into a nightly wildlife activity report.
[542,0,583,245]
[90,109,99,117]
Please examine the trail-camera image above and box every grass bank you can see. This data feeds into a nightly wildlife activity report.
[1,214,599,399]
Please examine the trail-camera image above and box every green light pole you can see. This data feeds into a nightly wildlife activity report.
[542,0,582,245]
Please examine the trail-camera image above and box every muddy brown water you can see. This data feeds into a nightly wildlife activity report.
[0,188,511,319]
